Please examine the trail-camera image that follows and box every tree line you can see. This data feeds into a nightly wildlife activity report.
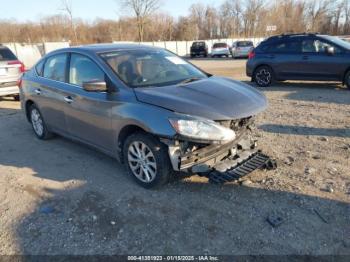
[0,0,349,44]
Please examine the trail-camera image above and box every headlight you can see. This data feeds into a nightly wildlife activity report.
[169,118,236,142]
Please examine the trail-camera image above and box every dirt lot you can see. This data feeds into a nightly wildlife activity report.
[0,59,349,255]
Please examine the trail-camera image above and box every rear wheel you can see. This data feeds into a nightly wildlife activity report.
[29,104,53,140]
[123,132,173,189]
[345,71,350,89]
[13,95,20,101]
[253,66,274,87]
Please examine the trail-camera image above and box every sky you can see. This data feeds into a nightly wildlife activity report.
[0,0,222,22]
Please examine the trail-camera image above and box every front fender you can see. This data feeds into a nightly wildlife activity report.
[112,102,177,142]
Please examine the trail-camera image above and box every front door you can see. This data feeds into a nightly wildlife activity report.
[64,53,113,151]
[299,38,343,80]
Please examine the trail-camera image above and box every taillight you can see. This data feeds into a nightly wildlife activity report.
[17,78,23,88]
[248,50,256,59]
[8,60,25,73]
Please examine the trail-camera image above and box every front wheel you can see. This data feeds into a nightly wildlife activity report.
[123,132,173,189]
[345,71,350,89]
[253,66,274,87]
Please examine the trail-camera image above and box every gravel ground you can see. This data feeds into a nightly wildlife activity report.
[0,59,349,255]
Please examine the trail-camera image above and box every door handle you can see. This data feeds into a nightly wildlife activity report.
[302,55,309,60]
[64,96,74,103]
[34,89,41,95]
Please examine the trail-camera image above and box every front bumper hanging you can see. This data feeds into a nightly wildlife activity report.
[207,151,276,184]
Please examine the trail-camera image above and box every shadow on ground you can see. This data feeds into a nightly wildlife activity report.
[243,81,350,105]
[259,124,350,138]
[0,107,349,255]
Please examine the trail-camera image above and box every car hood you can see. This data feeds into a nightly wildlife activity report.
[134,76,268,120]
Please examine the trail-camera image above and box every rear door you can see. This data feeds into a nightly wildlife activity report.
[299,38,345,80]
[64,53,113,151]
[264,39,302,79]
[34,53,69,133]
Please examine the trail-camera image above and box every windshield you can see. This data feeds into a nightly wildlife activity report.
[100,49,207,88]
[322,35,350,50]
[237,41,253,47]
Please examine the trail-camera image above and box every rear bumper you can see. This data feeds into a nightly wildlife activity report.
[246,62,253,77]
[211,50,230,56]
[191,50,207,55]
[0,86,19,96]
[233,51,250,57]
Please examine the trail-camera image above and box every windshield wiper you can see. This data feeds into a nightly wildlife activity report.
[178,77,203,85]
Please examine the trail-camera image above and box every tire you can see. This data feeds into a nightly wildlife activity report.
[123,132,173,189]
[29,104,53,140]
[13,95,20,101]
[253,66,274,87]
[345,71,350,89]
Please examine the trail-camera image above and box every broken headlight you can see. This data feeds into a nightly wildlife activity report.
[169,118,236,142]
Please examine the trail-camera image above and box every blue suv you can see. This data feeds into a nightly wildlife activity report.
[246,33,350,88]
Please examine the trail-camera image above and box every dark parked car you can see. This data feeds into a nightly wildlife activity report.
[0,45,25,100]
[190,41,208,57]
[21,44,269,188]
[246,33,350,88]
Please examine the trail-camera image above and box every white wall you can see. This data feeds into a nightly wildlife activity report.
[5,38,264,68]
[114,37,265,56]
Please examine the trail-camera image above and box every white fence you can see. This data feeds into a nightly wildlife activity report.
[4,38,264,68]
[115,38,265,56]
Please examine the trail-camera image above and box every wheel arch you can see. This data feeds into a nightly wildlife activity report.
[25,100,35,122]
[343,67,350,85]
[117,124,148,162]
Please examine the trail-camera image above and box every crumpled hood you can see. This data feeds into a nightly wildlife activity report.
[134,76,268,120]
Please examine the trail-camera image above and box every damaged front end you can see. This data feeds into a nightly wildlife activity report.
[162,117,276,183]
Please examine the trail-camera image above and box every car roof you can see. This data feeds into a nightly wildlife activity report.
[52,43,162,55]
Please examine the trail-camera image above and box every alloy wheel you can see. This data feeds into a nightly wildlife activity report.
[31,109,44,137]
[127,141,157,183]
[256,68,271,86]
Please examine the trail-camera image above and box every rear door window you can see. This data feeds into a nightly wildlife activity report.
[0,48,17,61]
[43,54,67,82]
[69,54,105,87]
[266,40,301,53]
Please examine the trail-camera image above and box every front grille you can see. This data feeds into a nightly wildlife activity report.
[208,151,272,184]
[216,117,254,132]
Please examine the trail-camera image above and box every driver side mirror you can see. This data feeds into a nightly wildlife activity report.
[82,81,108,92]
[325,46,335,55]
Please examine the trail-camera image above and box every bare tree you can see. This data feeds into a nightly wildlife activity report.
[306,0,332,32]
[117,0,160,42]
[60,0,78,45]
